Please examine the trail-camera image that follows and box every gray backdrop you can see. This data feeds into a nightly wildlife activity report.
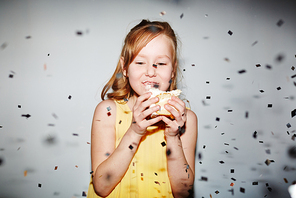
[0,0,295,197]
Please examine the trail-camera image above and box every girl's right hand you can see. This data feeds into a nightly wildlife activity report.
[130,92,162,136]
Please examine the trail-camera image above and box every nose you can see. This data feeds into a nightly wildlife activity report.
[146,64,156,77]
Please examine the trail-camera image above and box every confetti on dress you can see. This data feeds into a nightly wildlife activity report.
[161,141,166,147]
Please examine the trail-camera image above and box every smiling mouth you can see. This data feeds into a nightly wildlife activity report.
[142,81,160,89]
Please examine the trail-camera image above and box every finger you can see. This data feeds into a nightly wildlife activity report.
[133,92,152,111]
[168,96,186,113]
[145,116,163,127]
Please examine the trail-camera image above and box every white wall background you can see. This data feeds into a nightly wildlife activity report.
[0,0,295,197]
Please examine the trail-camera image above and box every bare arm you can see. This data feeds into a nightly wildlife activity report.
[162,97,198,198]
[91,94,162,197]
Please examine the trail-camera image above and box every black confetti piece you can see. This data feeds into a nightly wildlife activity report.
[228,30,233,35]
[266,64,272,69]
[292,109,296,118]
[252,181,258,185]
[22,114,31,119]
[275,54,285,62]
[245,111,249,118]
[287,123,291,128]
[68,95,72,100]
[0,157,4,166]
[277,87,281,90]
[215,190,219,194]
[253,131,257,139]
[238,69,246,74]
[129,145,133,150]
[161,141,166,147]
[9,74,13,78]
[206,96,211,99]
[201,176,208,181]
[180,13,184,19]
[230,169,234,173]
[288,146,296,159]
[90,171,93,174]
[251,41,258,46]
[240,187,245,193]
[154,172,158,176]
[259,90,264,93]
[18,105,21,108]
[76,31,83,36]
[292,66,295,71]
[26,36,31,39]
[82,191,87,197]
[38,183,42,188]
[216,117,220,121]
[72,133,78,136]
[231,178,236,181]
[119,120,122,124]
[219,161,225,164]
[267,104,272,108]
[276,19,284,27]
[226,77,230,80]
[291,74,296,79]
[256,64,261,67]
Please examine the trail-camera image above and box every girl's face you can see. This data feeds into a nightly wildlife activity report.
[123,34,175,97]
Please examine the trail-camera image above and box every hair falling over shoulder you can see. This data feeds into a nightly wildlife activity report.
[101,19,180,101]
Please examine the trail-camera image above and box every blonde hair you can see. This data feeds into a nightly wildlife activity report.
[101,19,180,101]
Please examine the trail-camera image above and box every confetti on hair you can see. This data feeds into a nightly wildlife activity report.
[159,11,166,16]
[228,30,233,35]
[276,19,284,27]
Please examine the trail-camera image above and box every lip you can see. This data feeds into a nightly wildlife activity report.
[142,80,160,89]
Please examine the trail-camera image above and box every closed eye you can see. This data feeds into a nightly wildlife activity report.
[157,63,167,66]
[136,62,145,65]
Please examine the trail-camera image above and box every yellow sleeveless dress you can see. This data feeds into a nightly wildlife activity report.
[87,100,173,198]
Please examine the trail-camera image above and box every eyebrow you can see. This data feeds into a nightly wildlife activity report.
[137,54,171,60]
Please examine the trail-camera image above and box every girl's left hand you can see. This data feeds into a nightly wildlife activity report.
[161,96,187,137]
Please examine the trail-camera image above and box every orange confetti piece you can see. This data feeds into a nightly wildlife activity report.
[75,165,78,168]
[230,182,234,186]
[24,170,27,177]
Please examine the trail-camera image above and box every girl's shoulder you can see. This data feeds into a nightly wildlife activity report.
[93,99,117,123]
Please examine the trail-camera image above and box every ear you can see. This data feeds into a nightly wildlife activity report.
[120,57,127,77]
[171,61,177,79]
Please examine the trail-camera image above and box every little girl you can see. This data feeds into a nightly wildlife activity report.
[87,19,198,198]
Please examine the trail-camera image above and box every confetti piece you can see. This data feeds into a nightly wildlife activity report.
[9,74,14,78]
[266,64,272,69]
[238,69,246,74]
[161,141,166,147]
[44,64,47,70]
[24,170,27,177]
[52,113,58,119]
[292,66,295,71]
[107,106,111,111]
[251,41,258,46]
[206,81,210,84]
[169,79,172,84]
[245,111,249,118]
[277,87,281,90]
[54,166,58,170]
[129,145,133,150]
[206,96,211,99]
[219,161,225,164]
[18,105,21,108]
[38,183,42,188]
[265,159,271,166]
[153,83,159,88]
[228,30,233,35]
[166,149,171,156]
[230,183,234,186]
[191,64,195,66]
[267,104,272,108]
[105,152,110,156]
[287,123,292,128]
[231,178,236,181]
[259,140,264,143]
[276,19,284,27]
[253,131,257,139]
[256,64,261,67]
[154,172,158,176]
[75,165,78,168]
[226,77,230,80]
[68,95,72,100]
[107,112,111,116]
[90,171,93,174]
[216,117,220,121]
[228,109,233,112]
[215,190,219,194]
[252,182,258,185]
[288,146,296,158]
[180,13,184,19]
[259,89,264,93]
[240,187,245,193]
[284,178,289,183]
[22,114,31,119]
[82,191,87,197]
[201,176,208,181]
[119,120,122,124]
[265,149,271,154]
[26,36,31,39]
[292,109,296,118]
[154,181,160,185]
[124,98,128,102]
[159,11,166,16]
[1,42,8,49]
[275,54,285,62]
[76,31,83,35]
[73,133,78,136]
